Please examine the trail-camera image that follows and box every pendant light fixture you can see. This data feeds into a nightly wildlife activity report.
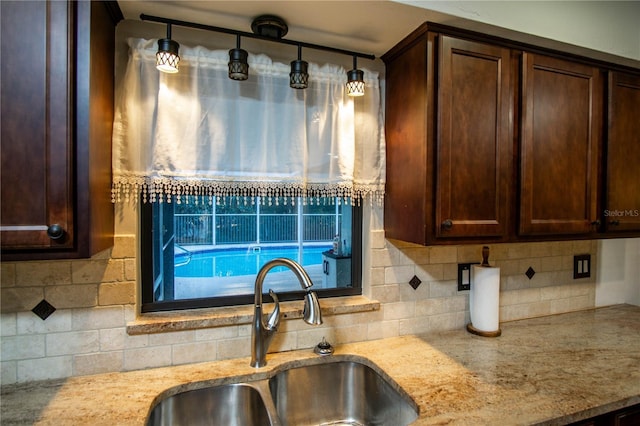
[346,56,365,97]
[290,45,309,89]
[156,24,180,73]
[228,34,249,80]
[142,14,375,95]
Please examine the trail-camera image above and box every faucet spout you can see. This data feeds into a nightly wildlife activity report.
[250,258,323,368]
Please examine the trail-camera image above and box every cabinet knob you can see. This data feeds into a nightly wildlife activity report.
[609,220,620,226]
[47,224,65,240]
[441,219,453,230]
[591,220,601,226]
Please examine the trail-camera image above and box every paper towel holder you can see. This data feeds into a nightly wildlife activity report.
[467,323,501,337]
[467,246,502,337]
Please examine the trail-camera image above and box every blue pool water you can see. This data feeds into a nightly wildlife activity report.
[175,246,330,278]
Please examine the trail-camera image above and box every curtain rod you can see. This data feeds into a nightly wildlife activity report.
[140,14,376,61]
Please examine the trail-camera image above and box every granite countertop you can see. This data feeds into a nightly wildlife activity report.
[2,305,639,425]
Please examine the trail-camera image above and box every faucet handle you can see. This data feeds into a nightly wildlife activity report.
[266,289,281,330]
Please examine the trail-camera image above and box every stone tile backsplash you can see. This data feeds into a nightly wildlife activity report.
[1,232,597,385]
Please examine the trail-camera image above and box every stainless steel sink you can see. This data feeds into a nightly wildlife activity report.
[146,383,273,426]
[146,358,419,426]
[269,361,418,426]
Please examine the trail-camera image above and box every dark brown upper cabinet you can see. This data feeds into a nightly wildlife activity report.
[518,53,602,236]
[383,21,639,245]
[383,28,512,245]
[436,36,512,240]
[0,1,121,260]
[604,71,640,232]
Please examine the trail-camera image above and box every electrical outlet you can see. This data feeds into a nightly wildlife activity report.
[573,254,591,279]
[458,263,478,291]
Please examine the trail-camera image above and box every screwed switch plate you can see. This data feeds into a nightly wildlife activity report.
[457,263,478,291]
[574,254,591,279]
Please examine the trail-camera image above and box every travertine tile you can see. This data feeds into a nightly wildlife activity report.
[16,309,72,334]
[74,351,123,376]
[15,262,72,286]
[17,356,72,382]
[500,300,551,321]
[429,280,459,298]
[369,267,385,285]
[1,360,17,385]
[1,287,45,312]
[1,335,45,361]
[46,330,100,356]
[112,235,137,259]
[1,313,17,336]
[457,244,484,263]
[399,247,429,265]
[1,263,16,287]
[384,265,414,285]
[382,301,415,321]
[429,246,457,264]
[366,319,399,340]
[124,346,172,370]
[507,243,532,259]
[539,255,564,272]
[369,230,385,249]
[149,330,195,346]
[72,306,125,331]
[71,260,110,284]
[572,240,593,254]
[46,285,98,309]
[415,296,466,316]
[172,341,217,365]
[99,281,136,306]
[370,248,395,268]
[124,259,137,281]
[216,336,251,360]
[415,263,444,282]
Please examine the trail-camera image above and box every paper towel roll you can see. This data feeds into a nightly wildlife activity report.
[469,265,500,334]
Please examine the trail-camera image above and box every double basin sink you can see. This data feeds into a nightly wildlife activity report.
[146,356,419,425]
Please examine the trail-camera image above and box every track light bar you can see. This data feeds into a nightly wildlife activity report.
[140,14,375,62]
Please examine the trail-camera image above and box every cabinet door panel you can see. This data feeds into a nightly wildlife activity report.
[0,1,74,249]
[605,72,640,232]
[519,53,601,235]
[436,36,512,239]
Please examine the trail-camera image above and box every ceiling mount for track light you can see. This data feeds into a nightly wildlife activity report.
[251,15,288,39]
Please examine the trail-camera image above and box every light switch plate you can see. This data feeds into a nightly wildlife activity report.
[573,254,591,279]
[458,263,478,291]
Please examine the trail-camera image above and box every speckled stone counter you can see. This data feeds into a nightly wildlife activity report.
[2,305,639,425]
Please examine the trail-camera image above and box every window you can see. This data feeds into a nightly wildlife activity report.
[141,196,362,312]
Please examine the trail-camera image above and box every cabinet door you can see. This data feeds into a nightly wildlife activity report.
[605,71,640,232]
[519,53,602,236]
[436,36,512,239]
[0,1,74,249]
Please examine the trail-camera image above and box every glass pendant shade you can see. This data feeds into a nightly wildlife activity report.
[290,59,309,89]
[156,38,180,73]
[228,48,249,80]
[346,69,365,97]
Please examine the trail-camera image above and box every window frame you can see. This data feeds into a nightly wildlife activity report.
[140,198,363,313]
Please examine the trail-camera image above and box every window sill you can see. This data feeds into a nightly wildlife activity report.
[126,295,380,335]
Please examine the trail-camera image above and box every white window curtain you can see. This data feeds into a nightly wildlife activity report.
[112,38,385,205]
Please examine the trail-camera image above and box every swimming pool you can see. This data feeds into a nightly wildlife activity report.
[175,246,331,278]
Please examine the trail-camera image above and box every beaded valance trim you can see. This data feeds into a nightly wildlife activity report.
[111,176,384,206]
